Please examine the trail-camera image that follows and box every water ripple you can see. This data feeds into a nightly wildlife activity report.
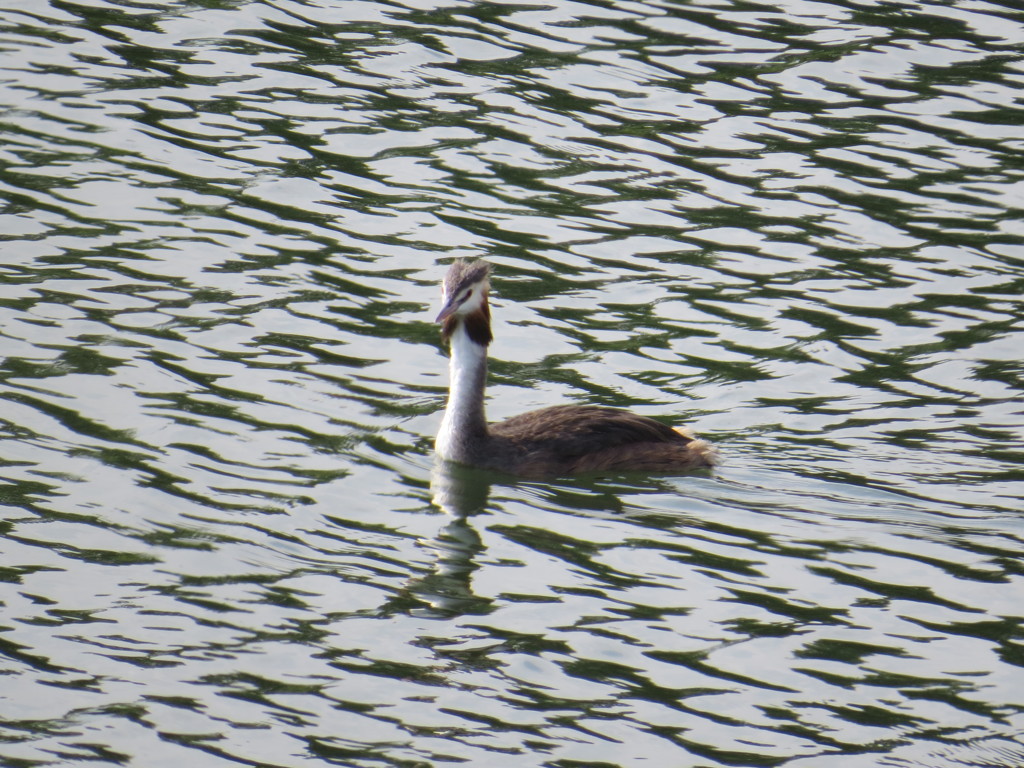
[1,0,1023,766]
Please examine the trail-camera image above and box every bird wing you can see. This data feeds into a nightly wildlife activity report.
[490,405,689,456]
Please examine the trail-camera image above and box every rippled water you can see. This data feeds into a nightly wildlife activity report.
[2,0,1023,766]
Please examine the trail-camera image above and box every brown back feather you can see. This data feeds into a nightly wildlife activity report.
[488,405,713,475]
[492,405,679,446]
[563,439,715,474]
[442,304,492,346]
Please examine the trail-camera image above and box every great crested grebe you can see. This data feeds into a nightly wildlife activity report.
[434,260,715,476]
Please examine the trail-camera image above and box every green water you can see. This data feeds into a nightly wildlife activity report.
[1,1,1022,766]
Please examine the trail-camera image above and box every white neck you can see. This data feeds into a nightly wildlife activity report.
[436,321,488,463]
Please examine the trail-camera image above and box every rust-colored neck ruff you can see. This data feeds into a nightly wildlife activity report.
[442,303,491,347]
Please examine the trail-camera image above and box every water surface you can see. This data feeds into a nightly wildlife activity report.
[1,0,1023,766]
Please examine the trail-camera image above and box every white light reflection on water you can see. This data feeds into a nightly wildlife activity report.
[1,0,1023,766]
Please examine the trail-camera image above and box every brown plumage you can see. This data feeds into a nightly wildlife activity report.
[434,260,715,477]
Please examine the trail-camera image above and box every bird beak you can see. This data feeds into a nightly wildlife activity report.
[435,295,459,323]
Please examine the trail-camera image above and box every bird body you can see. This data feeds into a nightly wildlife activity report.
[435,260,715,476]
